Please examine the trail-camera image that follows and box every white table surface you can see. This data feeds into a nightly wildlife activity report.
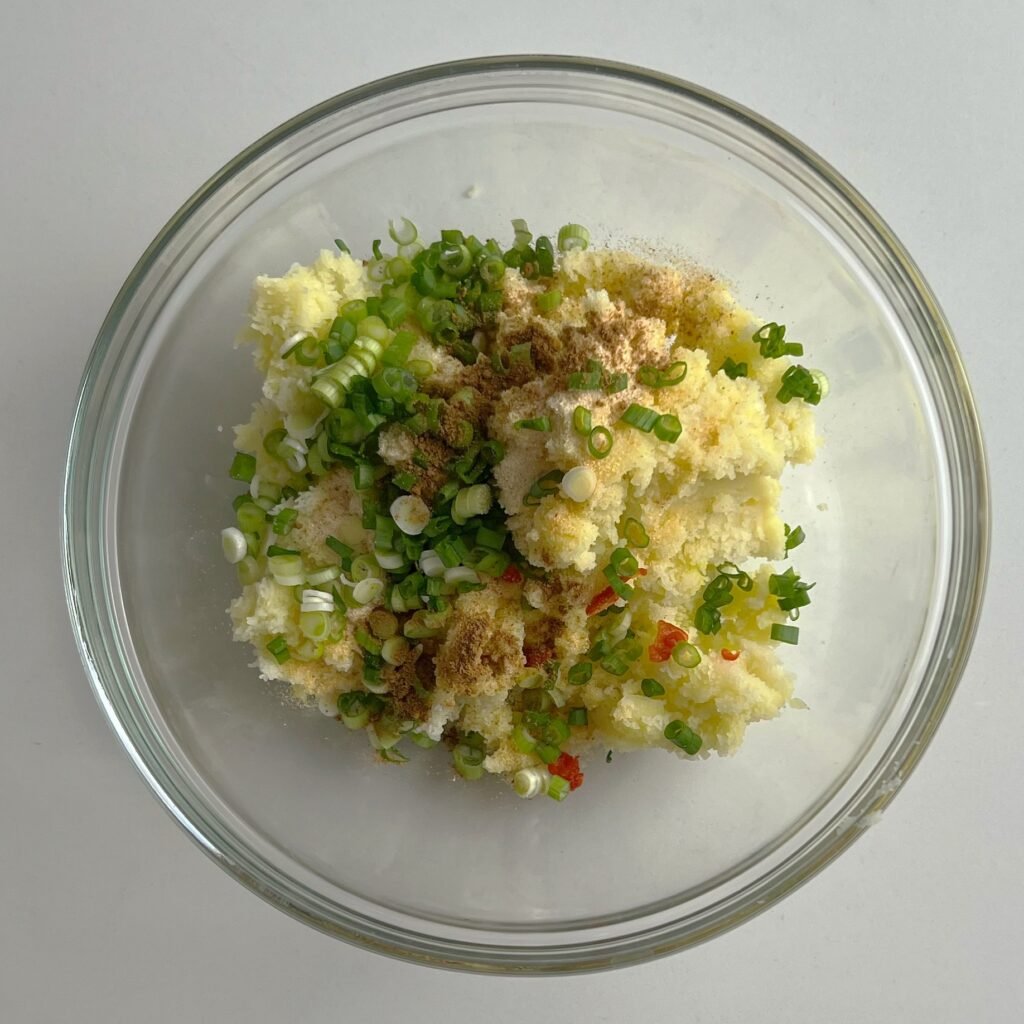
[2,1,1021,1020]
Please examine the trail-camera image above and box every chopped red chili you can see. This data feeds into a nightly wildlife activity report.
[501,564,524,584]
[549,752,584,790]
[721,648,740,661]
[648,620,688,662]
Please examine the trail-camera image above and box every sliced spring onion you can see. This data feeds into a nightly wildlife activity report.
[568,369,602,390]
[387,216,418,245]
[453,743,485,780]
[352,578,385,606]
[753,322,803,359]
[672,642,702,668]
[784,523,806,552]
[620,403,661,432]
[381,636,410,666]
[654,414,682,443]
[664,719,702,755]
[721,357,748,379]
[573,406,592,435]
[229,452,256,483]
[265,635,289,664]
[444,566,480,588]
[536,288,563,313]
[221,527,247,564]
[567,707,589,727]
[777,365,824,405]
[513,767,548,799]
[587,426,613,459]
[557,222,590,252]
[546,774,570,801]
[641,678,666,697]
[390,494,430,536]
[418,549,445,578]
[305,565,340,586]
[637,361,687,388]
[622,517,649,548]
[771,623,800,645]
[236,556,261,586]
[299,611,331,641]
[408,731,438,749]
[515,416,551,432]
[452,484,493,524]
[605,372,629,393]
[560,466,597,503]
[608,547,639,578]
[693,605,722,636]
[568,662,593,685]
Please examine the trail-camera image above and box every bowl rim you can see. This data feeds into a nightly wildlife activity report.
[62,54,990,974]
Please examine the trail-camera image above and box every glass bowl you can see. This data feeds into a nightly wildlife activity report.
[62,56,988,973]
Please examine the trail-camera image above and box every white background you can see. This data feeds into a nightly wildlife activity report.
[2,2,1021,1021]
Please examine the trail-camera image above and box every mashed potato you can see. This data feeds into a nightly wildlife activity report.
[224,225,822,800]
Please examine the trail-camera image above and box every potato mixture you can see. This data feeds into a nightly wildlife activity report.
[222,219,824,800]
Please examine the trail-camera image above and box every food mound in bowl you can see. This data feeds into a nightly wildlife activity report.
[222,218,826,801]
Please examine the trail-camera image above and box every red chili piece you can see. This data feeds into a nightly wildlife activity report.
[648,620,688,663]
[501,564,524,584]
[721,648,741,661]
[549,752,584,790]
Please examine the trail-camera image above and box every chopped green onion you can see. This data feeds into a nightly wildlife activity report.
[408,731,437,749]
[665,719,702,755]
[515,416,551,432]
[236,502,267,533]
[511,721,537,754]
[641,678,666,697]
[753,322,803,360]
[508,342,534,369]
[266,544,299,557]
[536,288,563,313]
[567,707,589,727]
[784,524,806,552]
[439,242,472,278]
[721,357,748,379]
[334,238,350,254]
[587,426,613,459]
[340,299,368,324]
[265,635,290,664]
[337,692,371,729]
[620,403,661,432]
[220,527,247,565]
[602,564,635,602]
[478,255,505,286]
[535,236,555,276]
[452,484,493,524]
[325,536,354,566]
[557,222,590,252]
[777,365,824,405]
[453,743,485,780]
[672,642,702,668]
[387,216,418,245]
[513,766,548,798]
[229,452,256,483]
[236,555,261,586]
[693,605,722,636]
[605,372,629,393]
[568,369,602,390]
[573,406,592,435]
[271,507,298,535]
[475,524,507,550]
[535,743,561,765]
[474,551,510,577]
[546,775,570,801]
[568,662,593,685]
[771,623,800,645]
[392,471,418,492]
[622,517,649,548]
[561,466,597,503]
[654,414,682,443]
[637,361,687,388]
[608,547,639,578]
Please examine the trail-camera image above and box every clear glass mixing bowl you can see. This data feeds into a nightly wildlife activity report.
[62,56,988,973]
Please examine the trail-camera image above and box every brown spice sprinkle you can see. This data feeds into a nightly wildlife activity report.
[399,436,453,504]
[435,604,524,697]
[382,647,429,722]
